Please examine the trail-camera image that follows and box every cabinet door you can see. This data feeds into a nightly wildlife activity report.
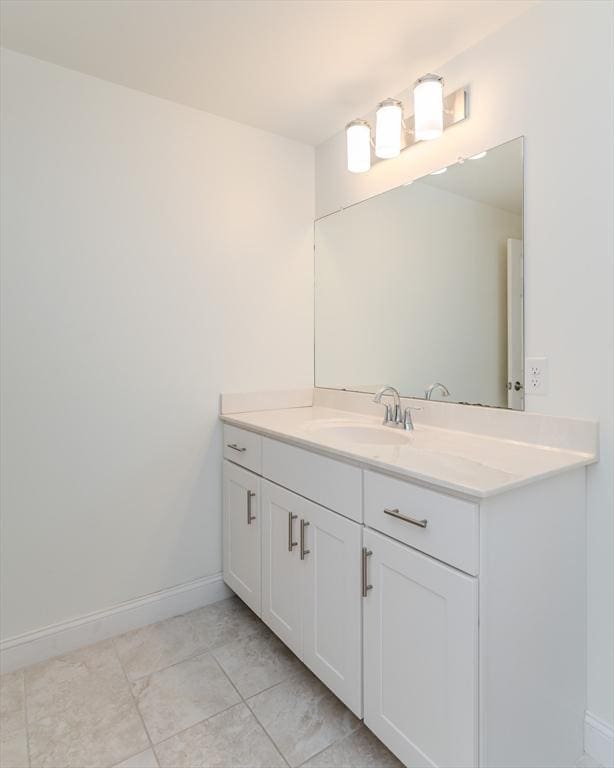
[363,528,478,768]
[302,501,363,716]
[223,461,261,615]
[261,480,303,657]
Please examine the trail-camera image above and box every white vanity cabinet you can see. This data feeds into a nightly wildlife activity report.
[261,479,363,715]
[223,426,363,715]
[222,461,261,615]
[222,422,588,768]
[260,480,304,656]
[363,528,478,768]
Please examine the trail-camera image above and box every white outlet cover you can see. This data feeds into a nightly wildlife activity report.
[525,357,548,395]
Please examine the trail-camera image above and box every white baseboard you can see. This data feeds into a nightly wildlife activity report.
[585,711,614,768]
[0,573,232,673]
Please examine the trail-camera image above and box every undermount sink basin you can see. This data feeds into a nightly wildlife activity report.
[306,422,411,446]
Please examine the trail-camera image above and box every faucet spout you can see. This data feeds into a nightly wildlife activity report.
[425,382,451,400]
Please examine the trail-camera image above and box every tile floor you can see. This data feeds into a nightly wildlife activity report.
[0,597,402,768]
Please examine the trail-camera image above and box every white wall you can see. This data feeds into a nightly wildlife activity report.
[316,0,614,731]
[0,49,314,640]
[316,181,521,406]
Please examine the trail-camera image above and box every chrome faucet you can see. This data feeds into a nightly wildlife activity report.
[373,385,419,431]
[425,382,450,400]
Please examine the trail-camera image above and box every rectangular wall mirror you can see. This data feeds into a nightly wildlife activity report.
[314,136,524,410]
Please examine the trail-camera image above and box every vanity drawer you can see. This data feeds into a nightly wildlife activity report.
[262,437,362,523]
[364,470,478,575]
[223,425,262,474]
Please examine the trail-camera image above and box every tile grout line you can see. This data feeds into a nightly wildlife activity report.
[209,653,292,768]
[110,638,159,768]
[242,662,365,768]
[295,727,359,768]
[151,700,246,752]
[122,606,264,684]
[148,664,299,759]
[242,704,292,768]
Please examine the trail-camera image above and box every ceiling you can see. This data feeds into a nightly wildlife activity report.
[0,0,535,145]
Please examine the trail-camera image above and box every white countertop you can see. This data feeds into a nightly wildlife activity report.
[221,405,596,498]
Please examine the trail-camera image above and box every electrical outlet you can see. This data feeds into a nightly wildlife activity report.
[525,357,548,395]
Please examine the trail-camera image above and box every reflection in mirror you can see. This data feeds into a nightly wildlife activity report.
[314,137,524,410]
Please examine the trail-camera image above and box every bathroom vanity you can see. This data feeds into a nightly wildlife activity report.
[221,136,598,767]
[220,390,597,768]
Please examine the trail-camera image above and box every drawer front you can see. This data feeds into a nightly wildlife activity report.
[223,425,262,474]
[364,470,478,574]
[262,437,362,523]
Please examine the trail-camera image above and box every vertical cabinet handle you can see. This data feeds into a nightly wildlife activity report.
[288,512,298,551]
[362,546,373,597]
[246,490,256,524]
[300,519,310,560]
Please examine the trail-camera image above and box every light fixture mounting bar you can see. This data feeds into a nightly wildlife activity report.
[371,85,468,167]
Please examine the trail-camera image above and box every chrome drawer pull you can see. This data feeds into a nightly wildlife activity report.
[384,507,428,528]
[226,443,246,452]
[288,512,298,551]
[247,490,256,524]
[361,547,373,597]
[300,519,310,560]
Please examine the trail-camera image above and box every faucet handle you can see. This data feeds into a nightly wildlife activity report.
[402,405,421,431]
[382,403,393,425]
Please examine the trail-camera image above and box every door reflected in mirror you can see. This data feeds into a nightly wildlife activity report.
[314,136,524,410]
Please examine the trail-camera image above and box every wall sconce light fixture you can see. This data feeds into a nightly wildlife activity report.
[345,74,468,173]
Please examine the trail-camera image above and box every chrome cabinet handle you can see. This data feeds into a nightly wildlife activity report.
[247,490,256,524]
[384,507,428,528]
[361,546,373,597]
[288,512,298,551]
[300,519,310,560]
[226,443,246,452]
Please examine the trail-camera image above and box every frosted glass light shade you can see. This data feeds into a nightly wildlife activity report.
[375,99,403,159]
[414,75,444,141]
[346,120,371,173]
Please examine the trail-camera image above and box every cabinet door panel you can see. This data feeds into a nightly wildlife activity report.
[261,480,303,657]
[363,528,478,768]
[223,461,261,615]
[302,501,362,716]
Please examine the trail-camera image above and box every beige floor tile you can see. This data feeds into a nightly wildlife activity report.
[155,702,285,768]
[132,653,240,743]
[212,624,301,698]
[25,640,127,724]
[113,748,159,768]
[24,638,147,768]
[301,724,403,767]
[247,666,359,768]
[113,613,209,682]
[28,689,148,768]
[0,670,26,737]
[0,728,29,768]
[188,597,262,651]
